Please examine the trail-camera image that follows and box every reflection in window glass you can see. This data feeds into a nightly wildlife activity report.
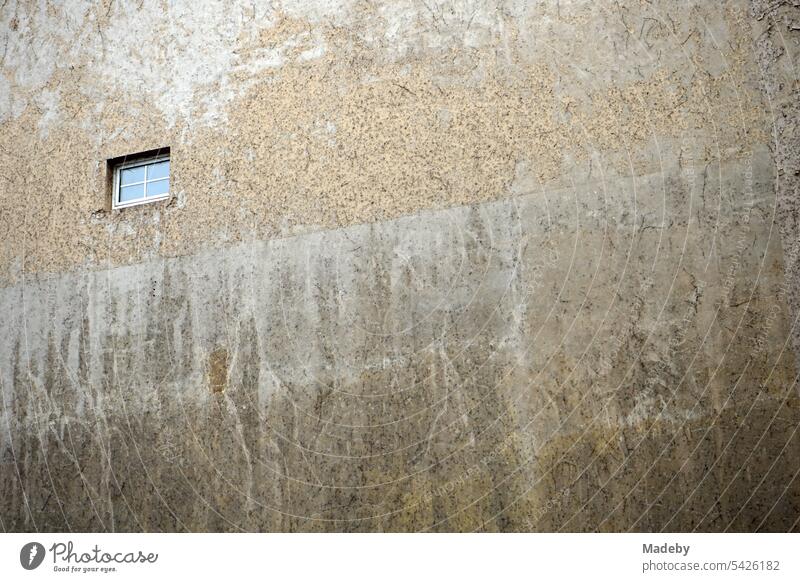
[121,166,145,185]
[148,161,169,180]
[146,179,169,197]
[120,183,145,202]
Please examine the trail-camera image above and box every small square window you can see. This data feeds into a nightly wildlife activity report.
[111,151,170,209]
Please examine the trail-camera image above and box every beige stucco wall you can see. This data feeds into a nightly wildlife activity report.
[1,0,799,531]
[0,0,777,282]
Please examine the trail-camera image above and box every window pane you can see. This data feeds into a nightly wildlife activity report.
[121,166,145,185]
[148,160,169,180]
[146,179,169,197]
[119,183,144,202]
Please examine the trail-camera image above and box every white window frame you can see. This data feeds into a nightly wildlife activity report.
[112,153,170,209]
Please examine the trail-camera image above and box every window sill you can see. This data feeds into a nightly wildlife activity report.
[112,195,171,211]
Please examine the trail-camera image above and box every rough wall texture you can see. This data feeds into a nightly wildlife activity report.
[0,0,799,531]
[750,0,800,366]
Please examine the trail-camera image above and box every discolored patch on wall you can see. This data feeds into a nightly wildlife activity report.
[208,347,229,394]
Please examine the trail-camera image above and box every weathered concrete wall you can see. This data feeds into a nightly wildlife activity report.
[750,0,800,367]
[1,1,799,531]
